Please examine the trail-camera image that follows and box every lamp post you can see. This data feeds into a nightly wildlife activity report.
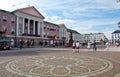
[118,22,120,28]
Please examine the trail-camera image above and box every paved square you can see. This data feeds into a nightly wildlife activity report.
[0,48,120,77]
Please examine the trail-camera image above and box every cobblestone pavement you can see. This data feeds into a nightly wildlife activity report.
[0,48,120,77]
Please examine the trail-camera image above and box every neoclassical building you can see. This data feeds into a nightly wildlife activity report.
[13,6,45,46]
[0,6,84,47]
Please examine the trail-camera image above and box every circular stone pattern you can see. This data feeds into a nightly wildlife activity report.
[2,56,113,77]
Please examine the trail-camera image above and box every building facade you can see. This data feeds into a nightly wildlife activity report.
[13,6,45,47]
[112,30,120,43]
[0,9,16,45]
[66,29,81,44]
[83,33,107,44]
[43,21,60,46]
[0,6,83,47]
[59,24,67,46]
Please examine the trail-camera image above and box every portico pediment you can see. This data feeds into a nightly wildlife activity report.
[13,6,45,19]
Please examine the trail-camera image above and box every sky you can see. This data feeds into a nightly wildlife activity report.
[0,0,120,39]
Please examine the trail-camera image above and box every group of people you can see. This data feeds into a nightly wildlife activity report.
[72,41,81,53]
[72,40,97,53]
[87,41,97,52]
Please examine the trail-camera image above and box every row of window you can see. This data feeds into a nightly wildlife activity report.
[112,34,120,38]
[1,16,15,23]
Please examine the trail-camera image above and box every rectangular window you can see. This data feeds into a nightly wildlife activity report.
[2,16,7,21]
[115,34,116,38]
[19,27,22,34]
[11,17,15,23]
[11,26,15,34]
[19,19,23,24]
[3,25,7,31]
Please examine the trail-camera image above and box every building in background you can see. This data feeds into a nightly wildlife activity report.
[1,6,109,47]
[112,30,120,44]
[13,6,45,47]
[0,9,16,46]
[43,21,60,46]
[66,29,82,46]
[59,24,67,46]
[83,33,107,44]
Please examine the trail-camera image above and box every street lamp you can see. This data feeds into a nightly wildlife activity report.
[118,22,120,28]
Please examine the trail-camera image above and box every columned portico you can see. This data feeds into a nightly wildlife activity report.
[14,6,45,47]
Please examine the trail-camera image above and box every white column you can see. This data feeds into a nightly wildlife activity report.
[39,22,42,36]
[28,19,30,34]
[16,16,19,36]
[22,18,25,33]
[41,22,44,38]
[38,21,40,35]
[33,20,35,34]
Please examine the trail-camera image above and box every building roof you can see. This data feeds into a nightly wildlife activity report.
[0,9,15,15]
[13,6,45,19]
[59,24,67,28]
[85,33,104,35]
[67,29,80,34]
[112,30,120,33]
[43,21,59,27]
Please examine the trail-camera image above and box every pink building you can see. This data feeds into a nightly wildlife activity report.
[0,9,16,45]
[43,21,60,46]
[13,6,45,47]
[0,6,68,47]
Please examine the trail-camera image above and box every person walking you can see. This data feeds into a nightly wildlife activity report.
[19,40,23,49]
[87,42,91,51]
[72,42,76,52]
[92,41,97,52]
[76,41,80,53]
[106,42,109,51]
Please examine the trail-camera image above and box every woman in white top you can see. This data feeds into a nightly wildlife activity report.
[72,42,76,52]
[87,42,91,51]
[76,41,80,53]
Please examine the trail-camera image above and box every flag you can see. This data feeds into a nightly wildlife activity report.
[53,34,57,40]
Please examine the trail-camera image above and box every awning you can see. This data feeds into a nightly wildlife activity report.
[0,39,13,43]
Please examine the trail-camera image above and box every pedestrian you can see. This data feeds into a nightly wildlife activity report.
[92,41,97,52]
[72,42,76,52]
[19,40,23,49]
[116,42,119,47]
[106,42,109,50]
[27,40,30,48]
[87,42,91,51]
[76,41,80,53]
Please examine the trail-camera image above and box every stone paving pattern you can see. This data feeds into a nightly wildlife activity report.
[0,48,120,77]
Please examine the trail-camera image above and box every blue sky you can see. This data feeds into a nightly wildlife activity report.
[0,0,120,39]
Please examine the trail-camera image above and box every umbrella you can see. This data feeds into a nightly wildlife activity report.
[0,39,13,43]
